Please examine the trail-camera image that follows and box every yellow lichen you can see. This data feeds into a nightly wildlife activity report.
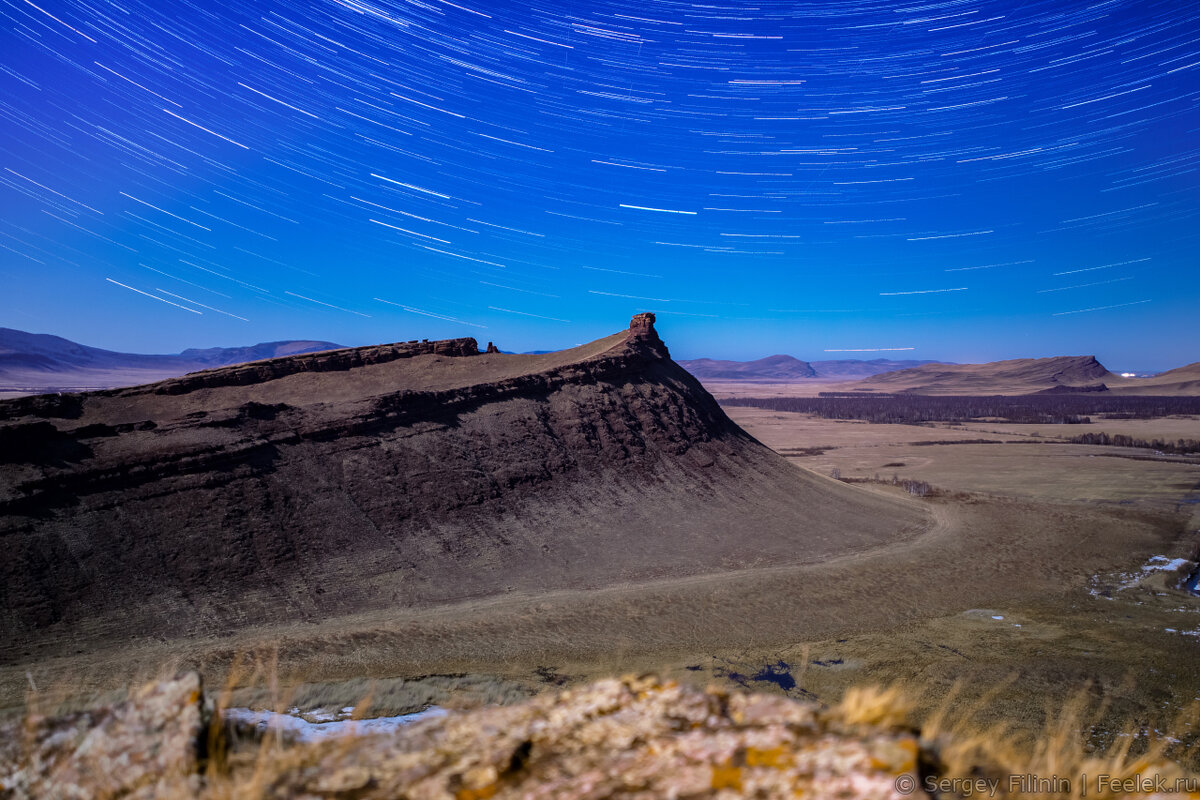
[456,783,498,800]
[711,764,743,791]
[745,747,792,769]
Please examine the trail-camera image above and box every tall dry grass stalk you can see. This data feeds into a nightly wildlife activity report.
[917,677,1200,798]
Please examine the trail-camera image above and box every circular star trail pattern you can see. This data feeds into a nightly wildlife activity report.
[0,0,1197,366]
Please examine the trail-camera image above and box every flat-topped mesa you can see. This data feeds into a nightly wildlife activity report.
[156,313,668,396]
[0,313,926,646]
[146,336,481,395]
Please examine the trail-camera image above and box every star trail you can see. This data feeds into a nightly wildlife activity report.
[0,0,1196,368]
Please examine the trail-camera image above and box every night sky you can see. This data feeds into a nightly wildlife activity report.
[1,0,1196,370]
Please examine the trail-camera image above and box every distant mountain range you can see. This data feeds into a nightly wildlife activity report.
[850,355,1112,395]
[849,355,1200,395]
[677,351,1200,395]
[0,328,343,394]
[676,355,944,382]
[4,327,1197,397]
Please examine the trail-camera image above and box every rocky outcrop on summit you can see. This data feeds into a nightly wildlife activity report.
[0,315,924,652]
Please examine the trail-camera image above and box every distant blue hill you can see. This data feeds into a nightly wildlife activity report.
[0,327,343,394]
[677,355,817,380]
[808,357,949,379]
[677,355,947,381]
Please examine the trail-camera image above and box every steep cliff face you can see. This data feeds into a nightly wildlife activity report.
[0,315,924,653]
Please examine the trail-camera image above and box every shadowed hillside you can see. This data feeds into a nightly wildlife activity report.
[0,314,926,655]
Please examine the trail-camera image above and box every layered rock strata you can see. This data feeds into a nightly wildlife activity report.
[1,314,923,651]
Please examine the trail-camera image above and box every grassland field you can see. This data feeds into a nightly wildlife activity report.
[7,389,1200,762]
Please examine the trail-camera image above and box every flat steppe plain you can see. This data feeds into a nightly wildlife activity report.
[6,386,1200,749]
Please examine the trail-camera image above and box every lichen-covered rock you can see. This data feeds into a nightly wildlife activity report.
[5,672,1197,799]
[256,675,925,800]
[1,674,925,799]
[0,672,208,799]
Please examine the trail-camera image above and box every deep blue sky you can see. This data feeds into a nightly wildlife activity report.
[1,0,1196,370]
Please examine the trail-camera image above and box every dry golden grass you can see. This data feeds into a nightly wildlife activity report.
[145,672,1200,798]
[809,680,1200,799]
[726,407,1200,511]
[923,682,1199,798]
[7,398,1199,777]
[13,644,1200,799]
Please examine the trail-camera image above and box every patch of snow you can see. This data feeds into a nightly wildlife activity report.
[1090,556,1194,598]
[305,708,341,723]
[224,706,447,742]
[991,615,1004,620]
[1141,556,1190,573]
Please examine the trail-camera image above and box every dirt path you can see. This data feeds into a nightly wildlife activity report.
[3,487,1183,712]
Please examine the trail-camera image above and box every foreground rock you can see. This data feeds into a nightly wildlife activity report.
[1,673,926,799]
[253,675,925,799]
[9,672,1197,799]
[0,673,208,799]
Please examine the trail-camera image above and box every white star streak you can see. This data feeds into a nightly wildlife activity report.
[106,278,202,314]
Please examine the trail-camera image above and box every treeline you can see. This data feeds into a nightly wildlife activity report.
[834,470,937,497]
[720,394,1200,425]
[1066,432,1200,455]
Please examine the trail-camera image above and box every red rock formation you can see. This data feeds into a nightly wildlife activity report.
[0,315,922,650]
[629,311,660,341]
